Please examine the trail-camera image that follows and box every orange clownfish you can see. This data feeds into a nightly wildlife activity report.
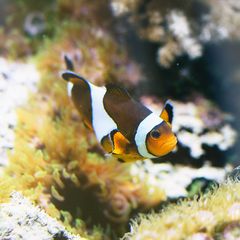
[62,69,177,163]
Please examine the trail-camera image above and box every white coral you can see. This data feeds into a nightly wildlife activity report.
[111,0,240,67]
[110,1,130,16]
[0,58,39,166]
[168,10,202,59]
[131,160,226,199]
[110,0,141,16]
[0,192,83,240]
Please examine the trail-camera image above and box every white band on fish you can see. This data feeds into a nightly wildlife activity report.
[89,84,117,142]
[67,82,74,96]
[135,113,163,159]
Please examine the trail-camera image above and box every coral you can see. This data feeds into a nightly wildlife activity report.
[123,181,240,240]
[0,27,33,59]
[0,1,53,59]
[0,58,39,166]
[130,160,226,199]
[0,74,165,237]
[0,1,166,238]
[0,0,142,85]
[0,191,83,240]
[141,96,237,165]
[110,0,240,67]
[0,0,239,239]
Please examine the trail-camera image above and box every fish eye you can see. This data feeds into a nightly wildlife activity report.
[150,130,161,139]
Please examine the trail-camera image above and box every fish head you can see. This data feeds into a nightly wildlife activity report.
[146,121,177,157]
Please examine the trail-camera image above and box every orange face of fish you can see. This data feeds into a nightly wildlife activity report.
[146,121,177,157]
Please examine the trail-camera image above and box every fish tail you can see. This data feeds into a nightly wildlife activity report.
[62,54,88,85]
[64,54,74,71]
[62,70,88,85]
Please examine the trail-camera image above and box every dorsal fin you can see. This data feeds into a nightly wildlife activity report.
[105,83,132,102]
[62,71,88,85]
[103,84,151,141]
[160,100,174,125]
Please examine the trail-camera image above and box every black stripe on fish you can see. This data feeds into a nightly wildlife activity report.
[103,83,152,142]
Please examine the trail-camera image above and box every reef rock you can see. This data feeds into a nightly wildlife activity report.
[0,58,39,166]
[0,191,83,240]
[110,0,240,67]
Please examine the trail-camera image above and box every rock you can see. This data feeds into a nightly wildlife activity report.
[0,192,83,240]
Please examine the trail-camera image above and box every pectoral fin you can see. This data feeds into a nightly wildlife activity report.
[111,131,144,162]
[111,131,130,155]
[101,130,131,155]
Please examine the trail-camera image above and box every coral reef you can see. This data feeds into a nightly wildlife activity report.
[0,0,239,239]
[130,160,226,199]
[0,0,59,59]
[0,191,83,240]
[110,0,240,67]
[123,181,240,240]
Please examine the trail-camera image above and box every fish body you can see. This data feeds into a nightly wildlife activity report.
[62,70,177,162]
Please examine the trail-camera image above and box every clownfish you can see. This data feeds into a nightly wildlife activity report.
[61,59,177,162]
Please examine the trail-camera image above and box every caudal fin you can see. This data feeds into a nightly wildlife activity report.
[62,55,88,85]
[64,54,74,71]
[62,70,89,85]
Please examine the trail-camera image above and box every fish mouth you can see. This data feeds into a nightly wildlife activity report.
[158,136,177,156]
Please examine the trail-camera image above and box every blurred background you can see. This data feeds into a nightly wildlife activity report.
[0,0,240,239]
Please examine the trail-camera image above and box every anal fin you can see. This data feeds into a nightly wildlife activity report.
[112,131,144,162]
[101,131,144,163]
[112,131,130,155]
